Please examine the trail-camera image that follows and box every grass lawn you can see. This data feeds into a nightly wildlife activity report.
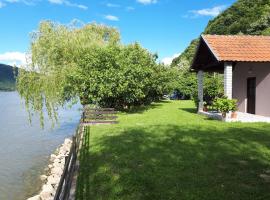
[76,100,270,200]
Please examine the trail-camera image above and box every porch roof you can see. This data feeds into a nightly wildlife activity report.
[191,35,270,72]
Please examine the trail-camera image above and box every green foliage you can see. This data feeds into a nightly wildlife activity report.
[171,56,197,99]
[213,97,238,114]
[191,73,224,109]
[17,21,174,126]
[204,0,270,35]
[72,42,174,109]
[204,74,224,104]
[173,67,223,109]
[248,13,270,35]
[176,68,197,99]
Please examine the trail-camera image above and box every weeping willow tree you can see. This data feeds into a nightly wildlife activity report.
[17,21,120,127]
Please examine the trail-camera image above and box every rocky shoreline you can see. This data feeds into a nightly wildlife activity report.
[27,138,72,200]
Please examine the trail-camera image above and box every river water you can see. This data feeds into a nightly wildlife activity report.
[0,91,81,200]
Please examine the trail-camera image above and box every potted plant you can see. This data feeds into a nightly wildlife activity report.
[203,101,208,112]
[213,97,238,119]
[230,99,238,119]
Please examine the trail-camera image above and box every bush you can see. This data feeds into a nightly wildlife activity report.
[213,97,237,114]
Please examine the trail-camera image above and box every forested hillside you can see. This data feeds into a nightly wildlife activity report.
[0,64,18,91]
[172,0,270,67]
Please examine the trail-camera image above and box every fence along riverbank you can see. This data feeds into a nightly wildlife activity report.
[26,107,118,200]
[54,107,118,200]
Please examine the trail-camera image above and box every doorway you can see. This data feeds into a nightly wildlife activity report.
[247,77,256,114]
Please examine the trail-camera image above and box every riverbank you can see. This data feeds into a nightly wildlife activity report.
[0,92,81,200]
[27,138,72,200]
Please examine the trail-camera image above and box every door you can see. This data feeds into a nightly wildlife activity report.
[247,77,256,114]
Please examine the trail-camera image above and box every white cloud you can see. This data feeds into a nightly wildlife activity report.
[4,0,36,6]
[106,3,120,8]
[48,0,88,10]
[0,1,6,8]
[104,15,119,21]
[48,0,62,4]
[161,53,181,66]
[137,0,157,5]
[190,5,227,17]
[0,52,27,67]
[75,4,87,10]
[126,6,134,11]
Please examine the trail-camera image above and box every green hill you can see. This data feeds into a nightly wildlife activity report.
[172,0,270,67]
[0,64,18,91]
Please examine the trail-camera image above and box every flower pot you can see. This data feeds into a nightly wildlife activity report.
[231,112,237,119]
[203,106,208,112]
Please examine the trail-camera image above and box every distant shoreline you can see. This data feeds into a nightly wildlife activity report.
[0,89,16,92]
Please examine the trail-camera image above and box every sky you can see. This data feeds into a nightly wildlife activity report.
[0,0,236,66]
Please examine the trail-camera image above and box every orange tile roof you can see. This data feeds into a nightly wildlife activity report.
[202,35,270,62]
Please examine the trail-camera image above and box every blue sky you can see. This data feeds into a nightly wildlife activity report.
[0,0,235,66]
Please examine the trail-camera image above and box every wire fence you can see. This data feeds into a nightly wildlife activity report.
[54,107,118,200]
[53,124,84,200]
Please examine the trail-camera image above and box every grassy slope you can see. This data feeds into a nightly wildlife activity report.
[77,101,270,200]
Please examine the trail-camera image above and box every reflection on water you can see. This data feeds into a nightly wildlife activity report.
[0,92,81,200]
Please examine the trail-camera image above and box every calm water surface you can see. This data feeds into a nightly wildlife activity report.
[0,92,81,200]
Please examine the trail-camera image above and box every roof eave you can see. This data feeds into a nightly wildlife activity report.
[201,35,220,61]
[190,35,220,71]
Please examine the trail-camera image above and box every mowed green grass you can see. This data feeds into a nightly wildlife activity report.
[76,100,270,200]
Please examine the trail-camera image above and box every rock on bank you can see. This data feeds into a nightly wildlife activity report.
[27,138,72,200]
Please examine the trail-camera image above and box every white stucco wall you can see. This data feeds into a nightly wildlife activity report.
[232,62,270,117]
[224,62,233,99]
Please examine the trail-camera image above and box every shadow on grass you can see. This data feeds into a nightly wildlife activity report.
[76,124,270,200]
[125,100,170,114]
[76,127,91,199]
[179,107,197,114]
